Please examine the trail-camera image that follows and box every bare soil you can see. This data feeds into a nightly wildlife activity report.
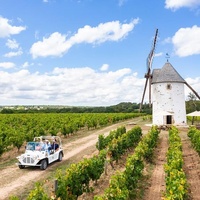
[142,130,168,200]
[1,121,200,200]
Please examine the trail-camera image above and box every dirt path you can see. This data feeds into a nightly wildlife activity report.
[0,119,144,200]
[143,130,168,200]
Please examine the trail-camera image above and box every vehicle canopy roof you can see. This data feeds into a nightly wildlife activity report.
[33,136,62,145]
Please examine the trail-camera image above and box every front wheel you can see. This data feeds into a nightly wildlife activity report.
[18,164,25,169]
[40,159,48,170]
[58,152,63,162]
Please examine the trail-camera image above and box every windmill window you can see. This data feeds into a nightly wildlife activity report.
[166,84,172,90]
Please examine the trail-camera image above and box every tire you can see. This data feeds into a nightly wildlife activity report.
[40,159,48,170]
[18,164,25,169]
[58,152,63,162]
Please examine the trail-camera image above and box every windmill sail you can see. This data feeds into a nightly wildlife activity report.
[140,29,158,111]
[185,82,200,100]
[147,28,158,71]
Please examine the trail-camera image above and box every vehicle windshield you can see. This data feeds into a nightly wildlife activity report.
[26,142,43,151]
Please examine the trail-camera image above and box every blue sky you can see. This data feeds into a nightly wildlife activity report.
[0,0,200,106]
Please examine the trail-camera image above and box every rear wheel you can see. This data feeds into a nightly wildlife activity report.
[40,159,48,170]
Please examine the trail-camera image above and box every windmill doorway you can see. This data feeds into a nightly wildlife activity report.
[166,115,172,124]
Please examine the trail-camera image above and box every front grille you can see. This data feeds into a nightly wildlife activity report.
[23,156,34,164]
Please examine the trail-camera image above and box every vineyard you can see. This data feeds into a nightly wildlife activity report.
[1,114,200,199]
[0,113,141,157]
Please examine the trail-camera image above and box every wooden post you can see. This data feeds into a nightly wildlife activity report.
[54,179,58,192]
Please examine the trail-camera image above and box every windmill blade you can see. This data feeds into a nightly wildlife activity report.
[148,29,158,106]
[139,76,149,111]
[147,28,158,71]
[140,28,158,111]
[185,82,200,100]
[149,75,152,107]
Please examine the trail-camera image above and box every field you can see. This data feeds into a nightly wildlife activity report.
[0,116,200,200]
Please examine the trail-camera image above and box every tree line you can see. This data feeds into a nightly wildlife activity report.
[1,93,200,114]
[0,102,152,114]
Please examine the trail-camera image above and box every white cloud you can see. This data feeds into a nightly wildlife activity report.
[0,16,26,38]
[30,32,71,58]
[69,19,139,44]
[30,19,139,58]
[165,0,200,10]
[0,62,15,69]
[22,62,30,68]
[172,25,200,57]
[4,49,23,57]
[0,67,144,106]
[4,39,22,57]
[0,66,199,106]
[100,64,109,71]
[6,39,19,49]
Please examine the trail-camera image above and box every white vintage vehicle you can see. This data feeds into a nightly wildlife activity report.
[16,136,64,170]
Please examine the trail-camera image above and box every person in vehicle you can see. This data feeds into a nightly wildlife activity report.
[51,139,59,151]
[26,142,35,151]
[35,142,42,151]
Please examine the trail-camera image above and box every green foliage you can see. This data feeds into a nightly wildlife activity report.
[0,137,5,156]
[96,134,106,151]
[1,108,14,114]
[9,196,20,200]
[87,154,105,181]
[9,131,25,151]
[96,126,127,151]
[186,93,200,113]
[0,113,141,157]
[107,126,142,163]
[142,115,152,121]
[55,126,142,199]
[95,126,159,199]
[188,126,200,154]
[55,151,107,199]
[124,156,144,190]
[141,126,159,162]
[102,172,129,200]
[164,126,188,200]
[26,182,49,200]
[0,102,145,113]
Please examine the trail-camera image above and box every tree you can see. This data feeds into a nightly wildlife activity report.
[9,131,25,152]
[187,92,197,112]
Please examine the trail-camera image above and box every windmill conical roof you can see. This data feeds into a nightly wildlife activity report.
[151,62,186,84]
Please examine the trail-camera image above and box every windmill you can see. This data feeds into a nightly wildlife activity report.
[140,29,158,111]
[150,61,200,126]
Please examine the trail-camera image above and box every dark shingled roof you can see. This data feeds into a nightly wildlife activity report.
[151,62,186,84]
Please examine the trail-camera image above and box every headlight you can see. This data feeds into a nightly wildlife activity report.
[20,155,25,160]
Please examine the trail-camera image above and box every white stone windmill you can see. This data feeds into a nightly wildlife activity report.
[140,29,200,126]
